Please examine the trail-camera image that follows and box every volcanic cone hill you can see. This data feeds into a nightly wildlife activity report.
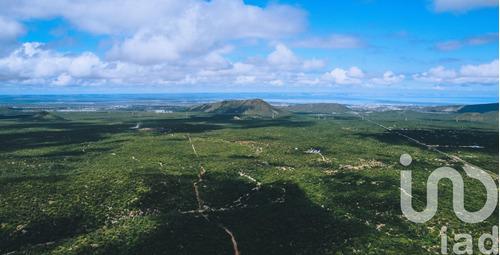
[189,99,290,117]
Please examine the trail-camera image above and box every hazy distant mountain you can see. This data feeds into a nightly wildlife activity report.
[189,99,290,117]
[423,103,498,113]
[284,103,350,113]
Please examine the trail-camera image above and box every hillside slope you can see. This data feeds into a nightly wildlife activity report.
[457,103,498,113]
[423,103,499,113]
[189,99,290,117]
[28,111,65,121]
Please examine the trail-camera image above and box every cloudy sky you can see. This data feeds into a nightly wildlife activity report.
[0,0,498,101]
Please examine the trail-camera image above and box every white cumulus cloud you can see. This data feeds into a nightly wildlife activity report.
[267,44,302,67]
[52,73,72,86]
[371,71,405,84]
[0,0,306,36]
[346,66,364,78]
[0,42,329,88]
[413,60,499,84]
[266,44,328,71]
[1,0,306,65]
[0,42,106,80]
[0,17,25,41]
[322,66,364,85]
[0,42,110,85]
[106,0,306,64]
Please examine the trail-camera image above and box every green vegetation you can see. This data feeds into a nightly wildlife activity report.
[28,111,66,122]
[189,99,290,117]
[285,103,350,113]
[0,105,497,254]
[458,103,498,114]
[423,103,499,114]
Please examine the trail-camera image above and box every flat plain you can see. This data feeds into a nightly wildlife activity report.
[0,106,498,254]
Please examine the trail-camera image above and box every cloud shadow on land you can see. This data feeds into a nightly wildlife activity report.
[140,114,315,133]
[0,174,103,254]
[0,119,136,153]
[96,171,372,254]
[357,128,499,154]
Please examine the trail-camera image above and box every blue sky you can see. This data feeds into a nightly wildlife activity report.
[0,0,498,102]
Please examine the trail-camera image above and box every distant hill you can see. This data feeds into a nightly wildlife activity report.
[189,99,290,117]
[423,103,499,114]
[457,103,498,113]
[284,103,349,113]
[456,111,499,122]
[457,112,485,122]
[28,111,65,121]
[482,111,499,120]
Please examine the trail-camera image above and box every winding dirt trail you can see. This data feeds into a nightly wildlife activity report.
[189,136,198,158]
[220,225,240,255]
[188,137,241,255]
[193,166,206,211]
[318,152,327,162]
